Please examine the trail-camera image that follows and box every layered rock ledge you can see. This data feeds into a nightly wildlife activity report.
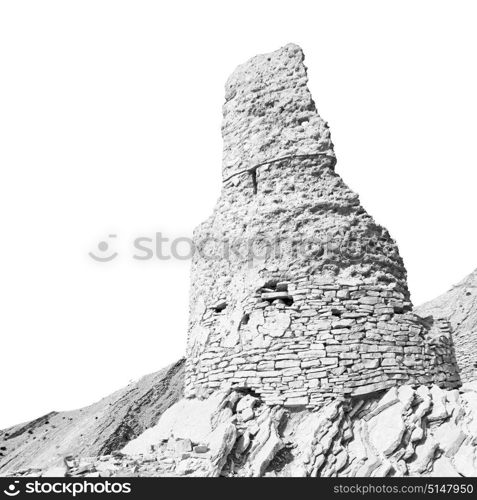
[5,383,477,477]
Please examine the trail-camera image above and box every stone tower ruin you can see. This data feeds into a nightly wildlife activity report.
[185,44,460,408]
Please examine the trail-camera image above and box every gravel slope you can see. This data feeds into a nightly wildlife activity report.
[0,359,184,473]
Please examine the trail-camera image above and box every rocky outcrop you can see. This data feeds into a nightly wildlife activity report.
[0,360,184,474]
[8,383,477,477]
[417,269,477,383]
[186,43,460,407]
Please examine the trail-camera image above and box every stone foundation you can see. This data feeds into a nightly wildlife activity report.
[185,281,460,407]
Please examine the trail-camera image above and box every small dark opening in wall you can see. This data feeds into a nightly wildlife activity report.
[213,301,227,313]
[236,387,261,399]
[240,313,250,327]
[250,169,258,194]
[259,281,294,306]
[258,279,279,292]
[466,292,472,296]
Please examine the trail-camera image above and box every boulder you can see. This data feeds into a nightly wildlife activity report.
[367,402,405,456]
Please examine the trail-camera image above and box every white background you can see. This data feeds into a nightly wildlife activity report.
[1,0,476,429]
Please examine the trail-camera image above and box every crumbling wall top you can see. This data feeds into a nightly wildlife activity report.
[222,43,334,180]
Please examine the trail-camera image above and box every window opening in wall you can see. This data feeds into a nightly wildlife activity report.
[239,313,250,329]
[212,301,227,313]
[258,281,294,306]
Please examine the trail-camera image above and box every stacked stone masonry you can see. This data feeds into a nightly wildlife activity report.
[416,269,477,384]
[185,44,461,407]
[454,332,477,383]
[185,280,460,407]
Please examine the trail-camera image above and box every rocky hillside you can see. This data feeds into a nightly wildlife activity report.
[0,359,184,474]
[5,382,477,477]
[417,269,477,382]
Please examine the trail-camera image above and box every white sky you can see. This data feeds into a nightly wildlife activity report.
[1,0,476,429]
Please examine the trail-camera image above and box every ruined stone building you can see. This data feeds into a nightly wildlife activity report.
[185,44,461,408]
[2,44,476,480]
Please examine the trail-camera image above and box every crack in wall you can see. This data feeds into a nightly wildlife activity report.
[222,152,336,185]
[250,169,258,194]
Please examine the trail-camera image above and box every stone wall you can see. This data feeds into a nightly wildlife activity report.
[185,278,460,407]
[453,331,477,383]
[416,269,477,384]
[185,44,461,407]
